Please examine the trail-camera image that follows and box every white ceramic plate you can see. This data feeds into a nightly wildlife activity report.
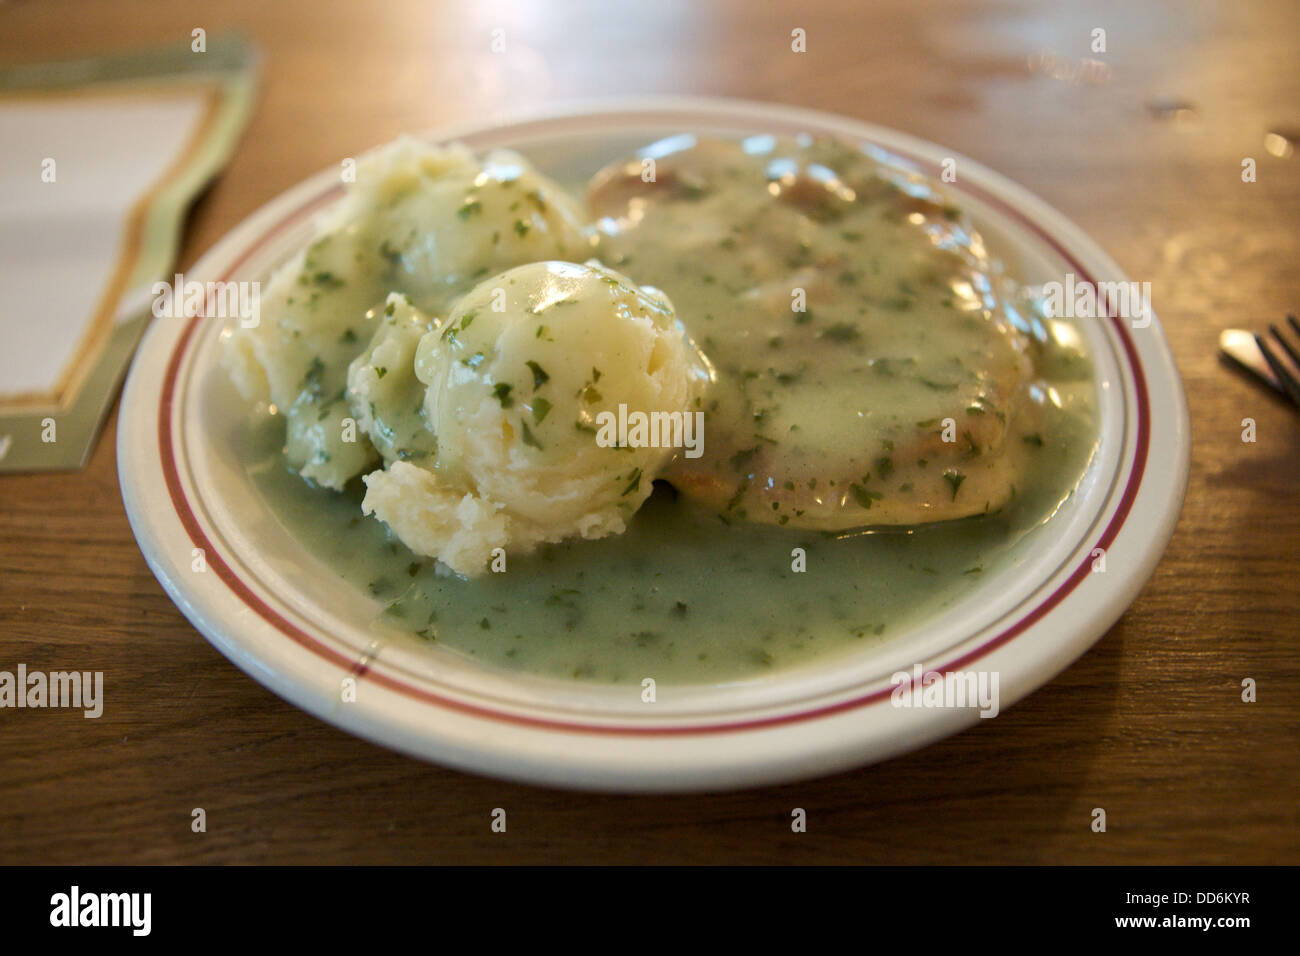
[117,98,1189,792]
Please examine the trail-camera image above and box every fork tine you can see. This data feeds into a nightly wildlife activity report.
[1289,313,1300,341]
[1255,332,1300,408]
[1269,322,1300,374]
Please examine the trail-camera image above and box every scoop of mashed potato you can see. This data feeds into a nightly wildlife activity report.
[361,260,711,577]
[221,137,589,489]
[346,293,438,466]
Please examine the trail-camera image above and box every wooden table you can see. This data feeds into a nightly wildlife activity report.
[2,0,1296,865]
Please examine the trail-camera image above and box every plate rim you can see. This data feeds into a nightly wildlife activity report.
[117,95,1189,790]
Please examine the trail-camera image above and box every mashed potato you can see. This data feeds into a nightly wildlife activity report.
[221,137,589,489]
[346,293,438,466]
[361,260,711,577]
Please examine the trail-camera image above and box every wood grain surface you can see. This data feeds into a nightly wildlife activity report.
[0,0,1296,864]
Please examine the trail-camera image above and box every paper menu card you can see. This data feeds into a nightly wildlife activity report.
[0,36,258,471]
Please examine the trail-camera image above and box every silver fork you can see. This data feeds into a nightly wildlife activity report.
[1220,315,1300,408]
